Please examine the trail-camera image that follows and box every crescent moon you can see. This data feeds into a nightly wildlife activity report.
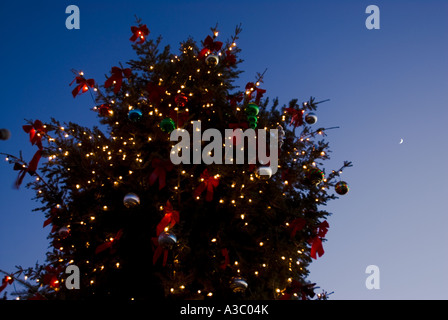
[399,138,403,144]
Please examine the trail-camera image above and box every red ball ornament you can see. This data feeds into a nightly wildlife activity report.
[175,93,188,107]
[96,104,112,117]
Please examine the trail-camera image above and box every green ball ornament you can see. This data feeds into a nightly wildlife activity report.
[248,121,257,129]
[245,103,259,116]
[335,181,349,195]
[160,117,176,133]
[247,115,258,124]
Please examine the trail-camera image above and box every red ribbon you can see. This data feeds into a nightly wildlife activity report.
[43,207,59,233]
[28,149,42,174]
[219,248,230,270]
[28,293,46,300]
[130,24,149,44]
[223,49,237,66]
[95,229,123,254]
[149,158,173,190]
[96,104,112,116]
[317,220,329,237]
[281,169,289,182]
[0,275,14,293]
[310,221,329,259]
[13,162,28,189]
[70,76,95,98]
[152,237,169,266]
[284,107,304,128]
[279,280,316,300]
[42,266,64,288]
[13,149,42,189]
[227,93,243,107]
[289,218,306,238]
[156,201,179,236]
[169,110,189,128]
[245,82,266,104]
[199,35,223,59]
[310,237,324,259]
[22,120,46,150]
[228,122,249,146]
[146,82,166,107]
[15,120,46,188]
[194,169,219,202]
[104,66,132,94]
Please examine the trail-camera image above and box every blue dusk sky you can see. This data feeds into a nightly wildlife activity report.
[0,0,447,299]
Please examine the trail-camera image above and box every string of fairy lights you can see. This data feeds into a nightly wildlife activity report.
[2,26,350,299]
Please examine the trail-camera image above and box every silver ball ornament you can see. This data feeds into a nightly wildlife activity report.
[230,277,248,293]
[205,54,219,66]
[58,226,70,239]
[158,232,177,249]
[255,166,273,179]
[304,113,317,125]
[123,192,140,208]
[277,124,285,148]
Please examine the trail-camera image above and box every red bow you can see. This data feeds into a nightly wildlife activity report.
[228,122,249,146]
[147,82,166,107]
[279,280,316,300]
[310,221,329,259]
[223,49,237,66]
[28,149,42,174]
[13,149,42,189]
[13,163,28,189]
[149,158,173,190]
[227,93,243,107]
[28,293,46,300]
[317,220,329,237]
[95,229,124,254]
[22,120,46,149]
[289,218,306,238]
[43,206,60,233]
[310,237,324,259]
[199,35,223,59]
[70,76,95,98]
[281,169,290,182]
[284,107,304,128]
[194,169,219,202]
[0,275,14,293]
[245,82,266,104]
[20,120,45,185]
[96,104,112,116]
[130,24,149,44]
[104,67,132,94]
[42,266,63,288]
[156,201,180,236]
[219,248,230,270]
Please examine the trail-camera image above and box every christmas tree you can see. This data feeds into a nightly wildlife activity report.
[0,21,351,300]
